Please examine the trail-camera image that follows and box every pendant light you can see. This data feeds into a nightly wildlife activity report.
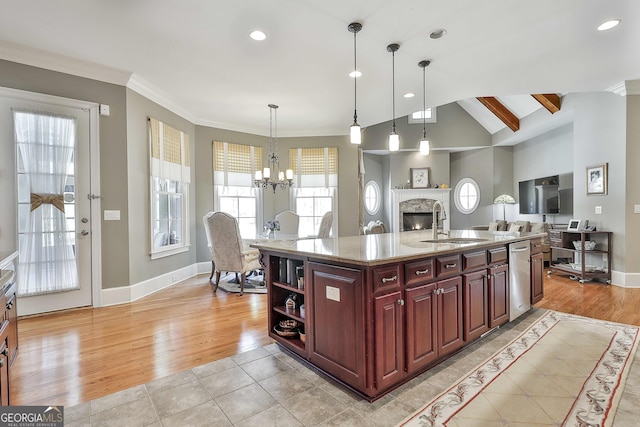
[348,22,362,145]
[254,104,294,192]
[387,43,400,152]
[418,60,431,156]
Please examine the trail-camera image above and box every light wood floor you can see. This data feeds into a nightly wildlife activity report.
[10,272,640,408]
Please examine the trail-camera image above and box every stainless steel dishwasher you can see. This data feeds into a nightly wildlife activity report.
[509,240,531,321]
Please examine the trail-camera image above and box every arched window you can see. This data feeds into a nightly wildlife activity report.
[454,178,480,214]
[364,180,381,215]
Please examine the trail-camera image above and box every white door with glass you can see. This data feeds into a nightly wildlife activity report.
[0,93,95,315]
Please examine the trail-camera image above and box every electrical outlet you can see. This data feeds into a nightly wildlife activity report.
[595,206,602,215]
[635,204,640,214]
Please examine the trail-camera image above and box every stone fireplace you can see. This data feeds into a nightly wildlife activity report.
[391,189,451,233]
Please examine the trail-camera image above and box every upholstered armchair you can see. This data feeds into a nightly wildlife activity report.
[274,210,299,234]
[363,220,387,234]
[204,212,262,296]
[317,211,333,238]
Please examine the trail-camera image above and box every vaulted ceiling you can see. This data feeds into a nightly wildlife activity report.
[0,1,637,138]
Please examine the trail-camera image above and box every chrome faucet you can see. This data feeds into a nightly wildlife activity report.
[431,200,448,240]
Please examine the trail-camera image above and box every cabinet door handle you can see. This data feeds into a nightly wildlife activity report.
[415,269,430,275]
[444,263,457,269]
[397,299,405,306]
[381,275,397,283]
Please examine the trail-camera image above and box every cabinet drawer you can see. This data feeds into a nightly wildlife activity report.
[487,247,507,265]
[371,264,401,294]
[436,254,461,278]
[462,250,487,272]
[530,238,543,254]
[405,258,435,287]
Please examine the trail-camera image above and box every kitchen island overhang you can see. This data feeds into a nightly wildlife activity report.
[251,229,545,401]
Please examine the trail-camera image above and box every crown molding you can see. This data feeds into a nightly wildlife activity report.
[607,80,640,96]
[0,41,131,86]
[126,74,196,123]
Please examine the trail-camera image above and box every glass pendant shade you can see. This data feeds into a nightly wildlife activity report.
[419,139,430,155]
[389,133,400,151]
[350,124,361,145]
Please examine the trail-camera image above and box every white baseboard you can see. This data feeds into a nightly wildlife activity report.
[614,271,640,288]
[101,263,209,306]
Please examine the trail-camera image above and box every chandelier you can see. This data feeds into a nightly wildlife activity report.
[254,104,293,192]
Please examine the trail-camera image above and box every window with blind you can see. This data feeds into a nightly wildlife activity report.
[149,118,190,258]
[213,141,263,238]
[289,147,338,237]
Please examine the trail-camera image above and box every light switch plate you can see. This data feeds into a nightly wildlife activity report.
[635,205,640,214]
[595,206,602,214]
[99,104,110,116]
[104,210,120,220]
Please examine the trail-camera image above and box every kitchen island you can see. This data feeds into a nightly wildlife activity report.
[251,229,544,401]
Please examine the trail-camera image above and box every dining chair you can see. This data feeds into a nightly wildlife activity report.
[202,212,216,281]
[204,212,262,296]
[275,210,300,234]
[318,211,333,238]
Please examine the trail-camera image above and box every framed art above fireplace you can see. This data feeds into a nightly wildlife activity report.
[410,167,430,189]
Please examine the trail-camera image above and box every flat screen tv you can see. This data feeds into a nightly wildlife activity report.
[518,175,560,215]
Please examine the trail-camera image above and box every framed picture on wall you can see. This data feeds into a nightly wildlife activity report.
[410,167,430,189]
[586,163,608,195]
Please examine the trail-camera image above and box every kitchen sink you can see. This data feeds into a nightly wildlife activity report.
[420,238,488,244]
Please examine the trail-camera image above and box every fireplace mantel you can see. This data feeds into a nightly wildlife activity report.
[391,189,451,233]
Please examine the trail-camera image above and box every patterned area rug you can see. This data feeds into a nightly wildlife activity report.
[216,272,267,294]
[399,311,639,427]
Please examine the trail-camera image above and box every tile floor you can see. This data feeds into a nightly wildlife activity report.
[64,309,640,426]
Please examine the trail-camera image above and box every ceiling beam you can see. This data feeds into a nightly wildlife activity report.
[532,94,561,113]
[476,97,520,132]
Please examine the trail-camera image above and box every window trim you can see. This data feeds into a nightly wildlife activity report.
[364,180,381,215]
[454,177,480,214]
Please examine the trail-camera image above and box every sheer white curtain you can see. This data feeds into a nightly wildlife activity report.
[14,110,78,296]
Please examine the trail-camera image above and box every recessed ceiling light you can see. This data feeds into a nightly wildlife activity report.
[404,93,415,98]
[430,29,447,39]
[597,19,621,31]
[349,70,362,78]
[250,30,267,41]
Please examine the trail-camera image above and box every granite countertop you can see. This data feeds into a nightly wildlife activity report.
[250,230,545,266]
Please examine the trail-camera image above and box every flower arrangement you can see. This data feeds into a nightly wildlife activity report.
[264,220,280,232]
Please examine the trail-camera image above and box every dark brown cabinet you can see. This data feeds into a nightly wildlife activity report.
[463,270,489,342]
[405,283,437,374]
[438,276,464,357]
[260,238,535,401]
[0,339,8,406]
[531,252,544,304]
[308,262,366,391]
[374,291,404,389]
[488,263,509,327]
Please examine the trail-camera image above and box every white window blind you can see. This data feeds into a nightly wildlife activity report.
[289,147,338,188]
[213,141,263,187]
[149,118,191,183]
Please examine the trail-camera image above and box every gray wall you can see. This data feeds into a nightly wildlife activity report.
[512,123,574,227]
[0,59,130,290]
[363,154,385,226]
[625,93,640,274]
[126,89,197,284]
[194,129,358,263]
[363,102,492,152]
[450,148,496,229]
[567,92,626,272]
